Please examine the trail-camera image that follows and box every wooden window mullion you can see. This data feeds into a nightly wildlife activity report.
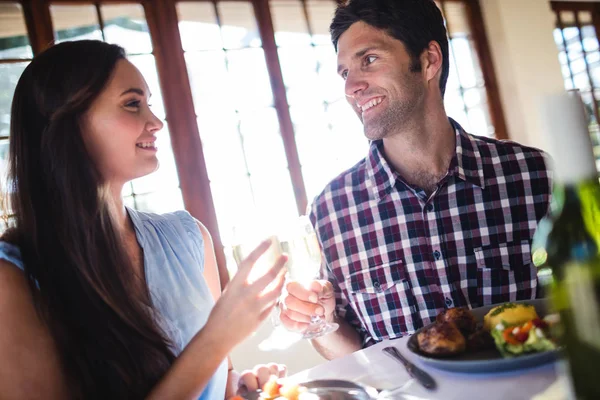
[463,0,508,140]
[21,0,54,55]
[253,0,308,215]
[144,0,229,289]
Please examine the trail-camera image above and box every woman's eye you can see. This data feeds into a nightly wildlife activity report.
[125,100,141,109]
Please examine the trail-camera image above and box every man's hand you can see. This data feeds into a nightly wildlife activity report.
[279,279,336,332]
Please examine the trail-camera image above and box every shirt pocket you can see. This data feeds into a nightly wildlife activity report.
[473,240,532,271]
[344,260,417,341]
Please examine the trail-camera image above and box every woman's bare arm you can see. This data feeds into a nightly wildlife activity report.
[0,260,69,400]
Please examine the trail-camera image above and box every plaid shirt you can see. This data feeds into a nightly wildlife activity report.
[309,120,551,347]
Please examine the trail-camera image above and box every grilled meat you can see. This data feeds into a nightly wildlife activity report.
[417,321,466,356]
[436,307,477,336]
[466,328,495,352]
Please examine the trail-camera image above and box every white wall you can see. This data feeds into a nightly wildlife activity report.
[480,0,566,150]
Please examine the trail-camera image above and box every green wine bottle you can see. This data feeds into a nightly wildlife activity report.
[534,90,600,400]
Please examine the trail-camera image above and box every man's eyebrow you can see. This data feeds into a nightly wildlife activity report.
[337,46,381,74]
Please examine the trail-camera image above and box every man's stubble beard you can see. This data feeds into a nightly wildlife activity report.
[363,74,424,141]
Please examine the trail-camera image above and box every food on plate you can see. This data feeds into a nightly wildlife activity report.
[466,327,495,352]
[417,302,559,359]
[488,313,558,357]
[261,376,283,399]
[260,376,308,400]
[435,306,477,336]
[483,302,538,331]
[417,321,466,356]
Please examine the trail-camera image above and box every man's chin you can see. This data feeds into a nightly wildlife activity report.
[363,125,386,141]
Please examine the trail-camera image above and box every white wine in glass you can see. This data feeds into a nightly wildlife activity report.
[286,216,339,340]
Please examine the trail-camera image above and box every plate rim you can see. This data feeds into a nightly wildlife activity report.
[406,298,560,373]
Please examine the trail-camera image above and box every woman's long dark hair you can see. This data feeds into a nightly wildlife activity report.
[3,40,175,399]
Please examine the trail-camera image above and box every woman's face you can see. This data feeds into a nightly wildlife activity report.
[81,59,163,186]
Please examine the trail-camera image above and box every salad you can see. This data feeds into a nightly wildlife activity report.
[484,302,559,357]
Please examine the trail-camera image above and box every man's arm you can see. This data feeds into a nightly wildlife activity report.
[310,312,362,360]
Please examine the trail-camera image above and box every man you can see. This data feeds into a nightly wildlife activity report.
[279,0,551,360]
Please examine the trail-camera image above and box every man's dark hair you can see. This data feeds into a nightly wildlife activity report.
[330,0,450,97]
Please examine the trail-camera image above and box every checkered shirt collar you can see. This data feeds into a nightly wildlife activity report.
[365,118,486,202]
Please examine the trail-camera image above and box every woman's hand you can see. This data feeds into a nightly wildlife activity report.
[206,239,287,349]
[237,363,287,396]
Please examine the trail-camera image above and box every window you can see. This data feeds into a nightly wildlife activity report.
[0,2,33,230]
[437,0,496,138]
[270,0,366,202]
[177,2,298,254]
[551,1,600,169]
[0,0,505,283]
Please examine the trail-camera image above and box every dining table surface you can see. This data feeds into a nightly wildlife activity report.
[286,335,563,400]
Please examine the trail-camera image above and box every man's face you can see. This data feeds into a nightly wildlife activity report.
[337,22,425,140]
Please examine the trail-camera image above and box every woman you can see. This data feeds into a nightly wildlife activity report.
[0,40,286,399]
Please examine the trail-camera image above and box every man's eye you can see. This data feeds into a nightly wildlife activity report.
[366,55,377,65]
[341,70,348,80]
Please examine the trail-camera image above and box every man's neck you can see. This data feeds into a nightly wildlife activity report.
[381,107,455,195]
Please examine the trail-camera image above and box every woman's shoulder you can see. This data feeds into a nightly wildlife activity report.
[128,207,197,230]
[0,241,24,271]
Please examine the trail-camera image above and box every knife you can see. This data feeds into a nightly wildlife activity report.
[382,346,437,391]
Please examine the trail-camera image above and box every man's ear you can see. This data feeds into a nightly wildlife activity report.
[421,40,443,87]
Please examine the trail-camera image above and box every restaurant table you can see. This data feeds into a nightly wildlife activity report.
[287,336,561,400]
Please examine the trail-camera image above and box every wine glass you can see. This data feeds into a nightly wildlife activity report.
[229,216,338,350]
[284,215,339,339]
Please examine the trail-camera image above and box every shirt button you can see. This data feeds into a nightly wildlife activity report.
[426,203,434,212]
[445,297,453,307]
[433,250,441,260]
[373,280,382,292]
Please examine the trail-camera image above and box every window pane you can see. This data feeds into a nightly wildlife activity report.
[218,2,261,49]
[0,62,28,138]
[250,168,298,223]
[210,178,255,246]
[582,25,599,53]
[101,4,152,54]
[226,48,273,109]
[449,37,482,89]
[185,50,230,114]
[467,105,493,137]
[271,0,311,47]
[314,45,343,103]
[445,89,470,132]
[0,3,33,59]
[51,5,103,42]
[278,46,319,105]
[177,3,223,51]
[197,112,250,183]
[239,107,289,173]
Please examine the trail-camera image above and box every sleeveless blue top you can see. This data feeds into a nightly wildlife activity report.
[0,208,228,399]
